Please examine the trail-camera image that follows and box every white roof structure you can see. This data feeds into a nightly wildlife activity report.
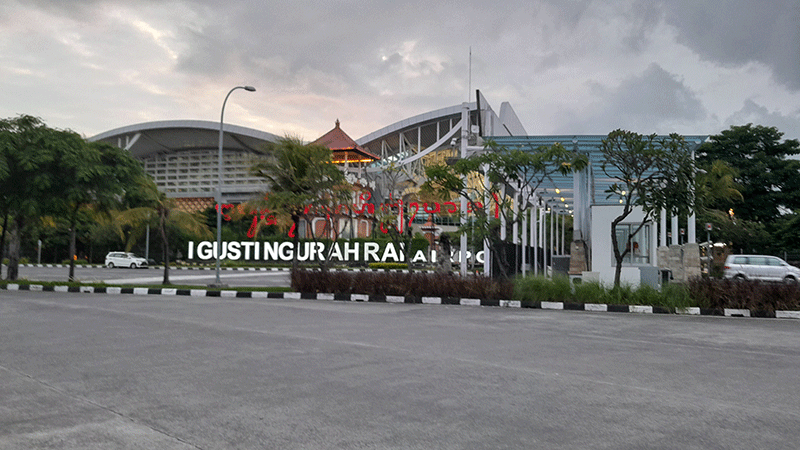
[90,120,280,202]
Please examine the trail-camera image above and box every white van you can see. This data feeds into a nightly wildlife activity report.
[105,252,148,269]
[723,255,800,283]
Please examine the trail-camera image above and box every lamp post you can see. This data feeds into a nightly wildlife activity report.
[213,85,256,287]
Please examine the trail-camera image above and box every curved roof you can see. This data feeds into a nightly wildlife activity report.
[88,120,280,159]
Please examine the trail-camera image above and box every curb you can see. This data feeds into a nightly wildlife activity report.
[2,283,799,320]
[19,264,429,273]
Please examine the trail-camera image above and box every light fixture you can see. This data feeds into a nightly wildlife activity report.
[213,85,256,287]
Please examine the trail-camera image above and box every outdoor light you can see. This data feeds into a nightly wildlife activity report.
[213,85,256,287]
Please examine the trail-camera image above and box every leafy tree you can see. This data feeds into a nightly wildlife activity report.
[696,124,800,224]
[115,176,212,284]
[697,209,771,254]
[249,136,351,271]
[0,115,74,280]
[695,159,743,213]
[423,141,587,279]
[56,140,147,280]
[600,130,695,287]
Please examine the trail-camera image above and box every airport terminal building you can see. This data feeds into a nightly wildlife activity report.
[90,93,706,286]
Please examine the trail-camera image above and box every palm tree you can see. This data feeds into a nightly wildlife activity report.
[249,136,350,271]
[115,177,211,285]
[695,159,744,212]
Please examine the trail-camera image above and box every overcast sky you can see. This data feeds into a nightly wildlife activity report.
[1,0,798,143]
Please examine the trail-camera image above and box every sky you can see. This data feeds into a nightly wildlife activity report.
[1,0,798,143]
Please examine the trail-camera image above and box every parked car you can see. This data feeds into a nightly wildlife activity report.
[105,252,148,269]
[723,255,800,283]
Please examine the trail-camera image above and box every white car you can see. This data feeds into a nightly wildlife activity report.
[723,255,800,283]
[105,252,148,269]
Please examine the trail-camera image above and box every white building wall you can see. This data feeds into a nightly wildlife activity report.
[590,205,656,287]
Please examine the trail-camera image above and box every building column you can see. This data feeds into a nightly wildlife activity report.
[671,214,679,246]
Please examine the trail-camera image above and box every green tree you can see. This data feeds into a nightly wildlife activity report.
[56,140,147,280]
[696,124,800,224]
[695,159,744,212]
[0,115,76,280]
[249,136,351,271]
[115,176,212,285]
[423,142,587,279]
[600,130,695,287]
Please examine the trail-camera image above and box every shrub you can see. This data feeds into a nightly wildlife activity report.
[572,281,607,304]
[290,269,512,300]
[513,275,572,303]
[688,277,800,312]
[368,262,408,270]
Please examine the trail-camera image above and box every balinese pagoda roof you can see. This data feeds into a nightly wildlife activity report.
[312,119,380,164]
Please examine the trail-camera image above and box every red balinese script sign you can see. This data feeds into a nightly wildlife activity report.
[217,191,501,238]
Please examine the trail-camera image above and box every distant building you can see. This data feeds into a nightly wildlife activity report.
[90,94,707,285]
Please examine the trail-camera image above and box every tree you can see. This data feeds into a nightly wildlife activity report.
[0,115,76,280]
[55,140,147,280]
[600,130,695,287]
[423,141,587,279]
[695,159,743,213]
[249,136,351,271]
[115,176,212,285]
[696,124,800,224]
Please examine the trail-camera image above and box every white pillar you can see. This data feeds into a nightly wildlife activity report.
[660,210,667,247]
[531,206,537,276]
[671,214,679,246]
[550,206,556,275]
[521,210,527,277]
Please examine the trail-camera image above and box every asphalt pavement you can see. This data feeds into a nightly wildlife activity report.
[1,290,799,449]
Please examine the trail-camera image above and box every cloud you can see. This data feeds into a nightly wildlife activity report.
[0,0,798,143]
[556,64,707,134]
[660,0,800,90]
[725,100,800,141]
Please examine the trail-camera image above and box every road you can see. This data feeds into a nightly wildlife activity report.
[1,290,799,449]
[3,265,291,288]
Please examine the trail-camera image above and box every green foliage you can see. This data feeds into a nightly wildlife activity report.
[368,262,408,270]
[513,275,694,309]
[115,177,212,284]
[0,115,150,280]
[422,142,587,279]
[600,130,695,286]
[697,124,800,225]
[514,275,572,302]
[572,281,607,304]
[291,269,513,300]
[697,209,771,253]
[250,136,350,227]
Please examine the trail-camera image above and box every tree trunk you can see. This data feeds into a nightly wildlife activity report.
[291,214,299,272]
[6,217,22,281]
[0,212,8,277]
[68,225,76,282]
[160,213,170,285]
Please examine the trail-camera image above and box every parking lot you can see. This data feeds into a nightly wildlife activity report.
[2,289,799,449]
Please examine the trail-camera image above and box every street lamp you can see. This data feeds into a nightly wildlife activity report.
[213,85,256,287]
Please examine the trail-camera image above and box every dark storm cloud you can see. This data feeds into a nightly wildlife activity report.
[660,0,800,90]
[563,64,707,133]
[726,100,800,139]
